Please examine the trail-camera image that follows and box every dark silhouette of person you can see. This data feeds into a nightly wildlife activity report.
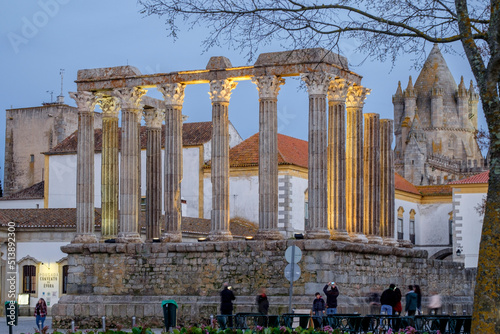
[220,282,236,327]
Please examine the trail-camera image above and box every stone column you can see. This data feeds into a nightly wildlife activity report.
[252,75,285,240]
[143,107,164,241]
[301,72,331,239]
[363,113,383,244]
[97,95,120,240]
[208,79,237,241]
[380,119,397,246]
[327,79,350,241]
[113,87,147,243]
[158,84,186,243]
[346,85,370,242]
[69,91,98,243]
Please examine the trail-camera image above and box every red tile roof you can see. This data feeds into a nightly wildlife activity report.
[394,173,420,195]
[46,122,214,154]
[0,209,257,237]
[0,181,44,200]
[207,133,308,168]
[448,171,489,185]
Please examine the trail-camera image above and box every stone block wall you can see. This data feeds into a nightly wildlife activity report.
[52,240,475,328]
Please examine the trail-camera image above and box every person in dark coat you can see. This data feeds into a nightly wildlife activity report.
[393,287,403,315]
[312,292,326,329]
[414,285,422,314]
[405,285,418,316]
[220,282,236,327]
[380,283,397,315]
[256,287,269,326]
[323,282,340,314]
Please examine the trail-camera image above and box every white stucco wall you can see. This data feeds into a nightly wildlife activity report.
[229,174,259,223]
[182,147,201,218]
[453,189,485,268]
[0,199,44,209]
[287,174,308,233]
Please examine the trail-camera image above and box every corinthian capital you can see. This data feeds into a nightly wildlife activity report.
[346,85,371,109]
[251,76,285,99]
[111,87,147,110]
[301,72,331,96]
[328,78,350,102]
[208,79,238,103]
[97,95,120,118]
[157,83,186,106]
[69,91,98,112]
[143,108,164,129]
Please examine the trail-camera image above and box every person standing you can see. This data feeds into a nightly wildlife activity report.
[256,287,269,326]
[428,291,442,315]
[312,292,326,328]
[405,285,418,316]
[34,298,47,329]
[393,287,403,315]
[323,282,340,315]
[414,285,422,315]
[220,282,236,327]
[380,284,397,315]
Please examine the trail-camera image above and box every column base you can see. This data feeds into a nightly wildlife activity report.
[116,232,142,243]
[330,231,351,241]
[100,236,117,242]
[349,233,368,243]
[162,232,182,243]
[366,235,384,244]
[72,234,98,244]
[208,231,233,241]
[398,240,414,248]
[305,229,331,239]
[254,230,284,240]
[382,237,398,246]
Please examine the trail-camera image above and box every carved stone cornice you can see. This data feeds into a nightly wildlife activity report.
[143,108,164,129]
[328,78,350,102]
[157,83,186,106]
[111,87,147,110]
[97,95,120,118]
[346,85,371,109]
[208,79,238,103]
[301,72,331,96]
[69,91,98,112]
[251,75,285,99]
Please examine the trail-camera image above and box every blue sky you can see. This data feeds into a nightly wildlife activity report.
[0,1,485,185]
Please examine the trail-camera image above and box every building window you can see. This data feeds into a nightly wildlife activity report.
[62,265,69,294]
[397,218,404,240]
[304,201,309,227]
[23,265,36,294]
[141,197,146,212]
[409,219,415,244]
[30,154,35,163]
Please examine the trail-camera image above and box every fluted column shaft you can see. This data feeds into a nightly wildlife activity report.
[144,107,164,241]
[70,91,98,243]
[208,79,237,241]
[302,73,331,239]
[364,113,383,244]
[346,85,370,242]
[98,96,120,239]
[252,76,285,240]
[158,84,186,243]
[380,119,397,245]
[113,87,146,243]
[327,79,350,241]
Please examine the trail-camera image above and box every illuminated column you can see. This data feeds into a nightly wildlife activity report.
[252,75,285,240]
[363,113,383,244]
[69,91,98,243]
[98,95,120,240]
[208,79,237,241]
[346,85,370,242]
[143,106,164,241]
[158,83,186,243]
[113,87,147,243]
[301,72,331,239]
[380,119,397,245]
[327,79,350,241]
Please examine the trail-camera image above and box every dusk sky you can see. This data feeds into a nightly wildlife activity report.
[0,1,484,185]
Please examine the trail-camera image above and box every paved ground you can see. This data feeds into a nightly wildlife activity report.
[1,316,166,333]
